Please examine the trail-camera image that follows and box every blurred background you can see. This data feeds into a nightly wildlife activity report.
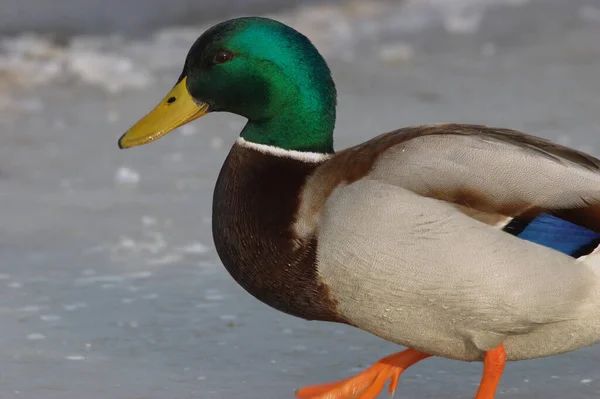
[1,0,600,398]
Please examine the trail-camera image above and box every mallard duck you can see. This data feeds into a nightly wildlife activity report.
[118,16,600,399]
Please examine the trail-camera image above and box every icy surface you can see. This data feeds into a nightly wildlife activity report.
[1,0,600,398]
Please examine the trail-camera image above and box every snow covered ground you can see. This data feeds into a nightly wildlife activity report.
[1,0,600,398]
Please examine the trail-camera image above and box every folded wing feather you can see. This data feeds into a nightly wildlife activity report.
[366,124,600,257]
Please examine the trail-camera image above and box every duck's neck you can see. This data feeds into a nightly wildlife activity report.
[241,115,334,154]
[239,66,337,154]
[211,139,343,322]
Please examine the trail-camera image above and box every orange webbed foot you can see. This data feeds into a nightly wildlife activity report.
[295,349,431,399]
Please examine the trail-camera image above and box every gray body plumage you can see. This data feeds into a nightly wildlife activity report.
[298,125,600,361]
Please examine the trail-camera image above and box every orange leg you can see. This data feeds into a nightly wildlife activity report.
[474,345,506,399]
[295,349,431,399]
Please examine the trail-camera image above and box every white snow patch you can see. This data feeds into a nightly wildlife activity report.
[7,282,22,288]
[146,253,183,266]
[27,333,45,340]
[177,242,210,255]
[68,51,152,93]
[115,167,140,185]
[0,35,63,88]
[101,284,117,289]
[63,302,88,311]
[65,355,85,361]
[74,271,153,286]
[89,232,168,261]
[40,314,61,321]
[0,34,153,92]
[142,216,158,226]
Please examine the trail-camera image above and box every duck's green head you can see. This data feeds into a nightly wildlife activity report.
[119,17,336,153]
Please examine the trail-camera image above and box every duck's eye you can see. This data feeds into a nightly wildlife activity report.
[214,50,233,64]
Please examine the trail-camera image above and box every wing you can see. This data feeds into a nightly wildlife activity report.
[367,124,600,257]
[302,124,600,258]
[303,124,600,354]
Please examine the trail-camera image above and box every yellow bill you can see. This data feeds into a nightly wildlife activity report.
[118,77,209,149]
